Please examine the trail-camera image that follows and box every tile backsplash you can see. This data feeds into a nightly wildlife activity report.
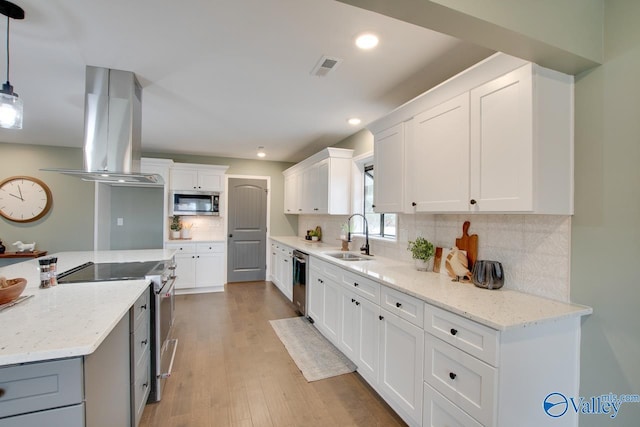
[176,216,226,241]
[298,213,571,302]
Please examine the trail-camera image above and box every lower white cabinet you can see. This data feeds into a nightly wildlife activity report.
[269,242,293,301]
[321,278,341,343]
[378,308,425,427]
[423,383,483,427]
[166,242,225,292]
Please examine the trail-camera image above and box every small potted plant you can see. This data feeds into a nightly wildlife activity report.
[308,229,320,241]
[170,215,182,239]
[407,237,435,271]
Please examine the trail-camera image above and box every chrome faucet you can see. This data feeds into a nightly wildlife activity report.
[347,213,372,256]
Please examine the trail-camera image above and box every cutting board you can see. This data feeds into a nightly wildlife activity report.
[455,221,478,270]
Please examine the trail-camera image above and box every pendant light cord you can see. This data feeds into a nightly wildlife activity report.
[5,14,9,83]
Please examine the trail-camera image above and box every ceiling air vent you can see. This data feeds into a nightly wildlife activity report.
[311,55,343,77]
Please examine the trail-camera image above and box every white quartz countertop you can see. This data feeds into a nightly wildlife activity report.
[270,236,592,330]
[0,249,176,366]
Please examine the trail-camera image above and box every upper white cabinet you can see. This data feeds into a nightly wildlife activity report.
[282,148,353,215]
[407,93,470,213]
[371,53,574,215]
[169,163,229,192]
[373,123,406,214]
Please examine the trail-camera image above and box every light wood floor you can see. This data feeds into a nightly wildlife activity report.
[140,281,407,427]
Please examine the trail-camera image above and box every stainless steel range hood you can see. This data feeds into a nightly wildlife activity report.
[43,66,163,185]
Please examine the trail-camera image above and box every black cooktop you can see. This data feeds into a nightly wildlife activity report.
[57,261,164,284]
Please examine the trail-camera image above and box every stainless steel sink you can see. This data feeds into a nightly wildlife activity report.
[324,252,367,261]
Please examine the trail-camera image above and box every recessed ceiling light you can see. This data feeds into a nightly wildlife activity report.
[257,146,266,158]
[355,33,379,50]
[347,118,361,126]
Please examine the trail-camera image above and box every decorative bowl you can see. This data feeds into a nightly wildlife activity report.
[0,278,27,304]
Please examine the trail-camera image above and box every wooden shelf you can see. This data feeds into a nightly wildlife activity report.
[0,250,48,259]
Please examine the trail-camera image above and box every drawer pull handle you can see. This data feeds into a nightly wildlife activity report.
[0,388,5,398]
[141,339,148,345]
[395,302,402,308]
[354,282,359,287]
[449,372,457,380]
[379,315,384,320]
[450,328,458,336]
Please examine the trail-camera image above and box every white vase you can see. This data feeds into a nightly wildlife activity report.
[181,229,191,239]
[415,258,432,271]
[171,230,180,239]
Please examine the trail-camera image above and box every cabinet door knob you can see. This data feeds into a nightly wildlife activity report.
[372,204,376,208]
[412,202,417,207]
[351,298,355,303]
[470,199,477,205]
[449,372,457,380]
[379,315,384,320]
[141,339,148,345]
[354,282,359,287]
[395,302,402,308]
[450,328,458,336]
[0,388,5,398]
[140,304,147,310]
[355,301,360,306]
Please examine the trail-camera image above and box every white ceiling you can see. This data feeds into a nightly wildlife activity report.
[0,0,492,162]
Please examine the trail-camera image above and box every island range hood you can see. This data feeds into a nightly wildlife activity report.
[43,66,163,185]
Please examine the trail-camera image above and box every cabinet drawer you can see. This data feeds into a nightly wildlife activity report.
[312,257,341,282]
[423,382,482,427]
[165,243,195,254]
[196,243,224,253]
[0,402,84,427]
[132,314,150,369]
[424,304,499,366]
[0,358,83,418]
[342,270,380,304]
[132,349,151,427]
[424,336,496,426]
[381,286,423,327]
[131,289,150,333]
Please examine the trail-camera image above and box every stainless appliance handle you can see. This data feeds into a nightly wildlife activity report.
[157,274,177,297]
[159,339,178,379]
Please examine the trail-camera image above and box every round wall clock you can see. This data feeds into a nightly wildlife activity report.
[0,176,53,223]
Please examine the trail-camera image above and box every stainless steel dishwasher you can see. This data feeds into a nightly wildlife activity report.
[292,250,308,316]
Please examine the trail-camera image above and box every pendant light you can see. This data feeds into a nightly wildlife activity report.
[0,0,24,130]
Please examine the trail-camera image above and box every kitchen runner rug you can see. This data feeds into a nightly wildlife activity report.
[269,316,356,382]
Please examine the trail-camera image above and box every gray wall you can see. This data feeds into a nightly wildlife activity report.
[572,2,640,425]
[109,186,164,250]
[0,142,94,253]
[332,128,374,157]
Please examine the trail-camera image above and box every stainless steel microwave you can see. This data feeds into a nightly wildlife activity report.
[171,191,220,216]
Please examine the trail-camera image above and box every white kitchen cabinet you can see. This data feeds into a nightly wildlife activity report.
[269,242,293,301]
[378,308,424,427]
[423,304,581,427]
[408,93,470,212]
[283,172,300,214]
[166,242,225,292]
[469,63,573,213]
[169,164,228,192]
[321,277,342,344]
[282,147,353,215]
[370,54,573,215]
[341,290,380,387]
[307,260,324,325]
[373,123,406,213]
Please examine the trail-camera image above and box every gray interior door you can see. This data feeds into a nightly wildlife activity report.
[227,178,268,282]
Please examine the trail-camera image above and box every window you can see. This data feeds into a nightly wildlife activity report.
[363,164,396,238]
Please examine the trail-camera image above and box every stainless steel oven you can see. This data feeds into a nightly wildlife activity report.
[148,265,178,402]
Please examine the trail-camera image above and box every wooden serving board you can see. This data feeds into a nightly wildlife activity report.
[455,221,478,270]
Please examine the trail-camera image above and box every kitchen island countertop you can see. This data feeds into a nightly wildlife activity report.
[271,236,592,330]
[0,249,175,366]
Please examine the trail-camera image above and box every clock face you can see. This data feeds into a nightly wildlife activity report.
[0,176,53,223]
